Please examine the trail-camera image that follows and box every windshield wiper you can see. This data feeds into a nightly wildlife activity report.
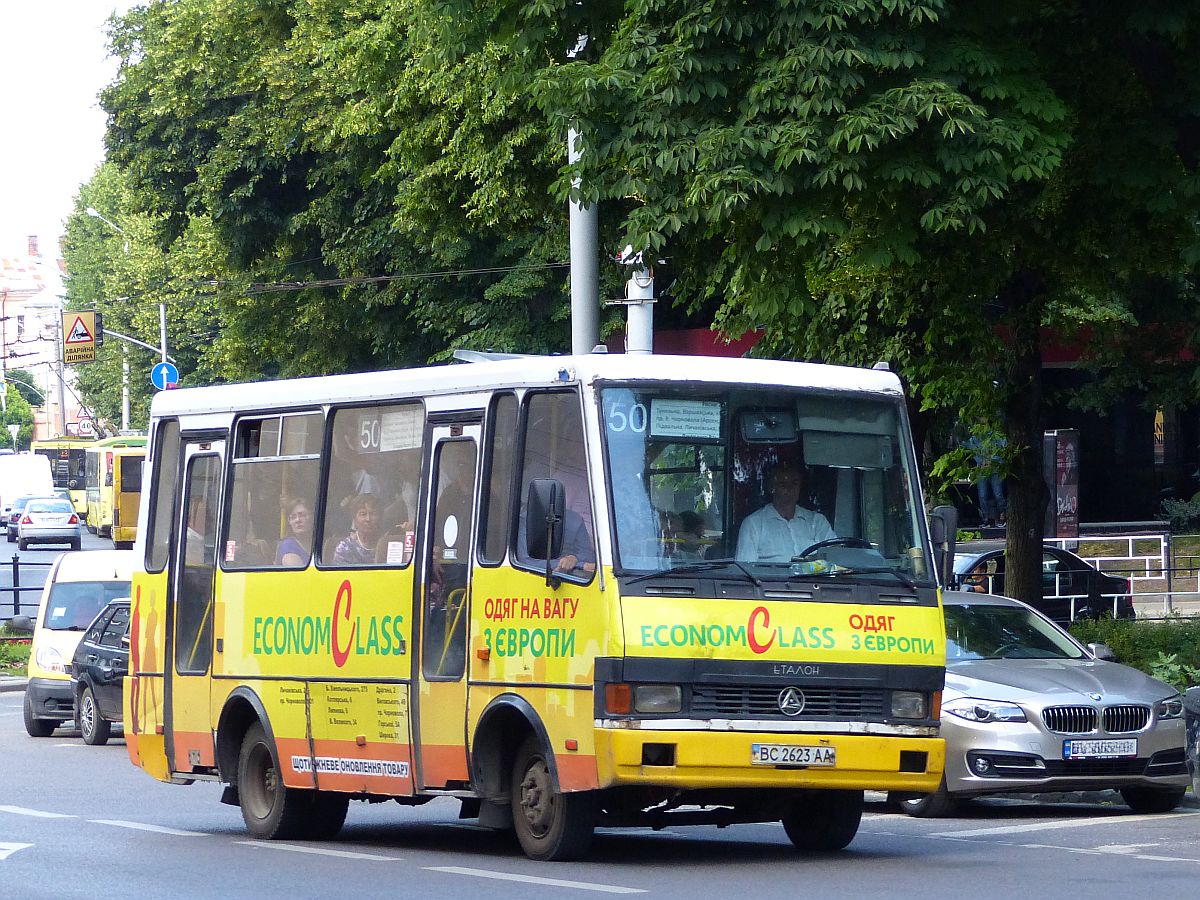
[626,559,763,587]
[791,566,918,589]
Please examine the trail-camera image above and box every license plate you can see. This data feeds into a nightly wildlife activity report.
[751,744,836,766]
[1063,738,1137,759]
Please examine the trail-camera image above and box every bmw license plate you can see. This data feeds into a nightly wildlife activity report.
[1063,738,1137,759]
[751,744,836,766]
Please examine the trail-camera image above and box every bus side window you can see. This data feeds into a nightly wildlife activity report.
[513,391,596,582]
[224,413,322,570]
[322,402,424,567]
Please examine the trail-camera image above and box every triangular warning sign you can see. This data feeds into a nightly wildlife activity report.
[66,316,94,344]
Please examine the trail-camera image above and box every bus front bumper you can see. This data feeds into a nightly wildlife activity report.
[594,726,944,793]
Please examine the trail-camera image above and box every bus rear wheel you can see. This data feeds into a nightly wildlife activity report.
[237,722,310,840]
[510,736,595,861]
[781,789,863,851]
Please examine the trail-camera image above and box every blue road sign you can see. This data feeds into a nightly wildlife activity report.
[151,361,180,391]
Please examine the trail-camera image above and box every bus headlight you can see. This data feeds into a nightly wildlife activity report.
[890,691,927,719]
[35,645,64,675]
[634,685,682,714]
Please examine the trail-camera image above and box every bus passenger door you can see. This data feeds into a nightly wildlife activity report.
[164,441,224,775]
[415,426,479,789]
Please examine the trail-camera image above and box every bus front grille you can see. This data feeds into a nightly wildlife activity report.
[690,685,887,720]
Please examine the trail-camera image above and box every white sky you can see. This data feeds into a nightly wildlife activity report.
[0,1,139,259]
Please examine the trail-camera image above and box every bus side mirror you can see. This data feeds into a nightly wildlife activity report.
[929,505,958,590]
[526,479,565,586]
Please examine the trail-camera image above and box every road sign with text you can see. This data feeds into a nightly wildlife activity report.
[63,311,97,364]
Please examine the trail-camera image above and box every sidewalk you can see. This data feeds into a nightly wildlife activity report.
[0,674,27,693]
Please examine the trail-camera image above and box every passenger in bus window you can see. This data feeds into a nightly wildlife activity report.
[332,494,383,565]
[672,510,707,560]
[276,498,313,567]
[735,463,836,562]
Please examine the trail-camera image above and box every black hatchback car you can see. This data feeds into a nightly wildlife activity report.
[952,540,1135,623]
[67,598,130,745]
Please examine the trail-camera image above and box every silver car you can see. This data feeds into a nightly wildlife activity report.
[17,498,82,551]
[896,591,1188,816]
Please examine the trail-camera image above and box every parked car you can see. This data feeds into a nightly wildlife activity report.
[17,497,82,551]
[6,494,47,542]
[894,591,1188,817]
[67,598,130,745]
[953,539,1134,622]
[20,550,134,737]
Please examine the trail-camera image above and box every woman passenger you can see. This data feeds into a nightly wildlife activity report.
[333,493,383,565]
[276,497,314,567]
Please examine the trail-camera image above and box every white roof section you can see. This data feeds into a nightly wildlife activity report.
[149,354,905,419]
[52,549,134,583]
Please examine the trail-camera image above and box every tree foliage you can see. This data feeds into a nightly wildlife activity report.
[88,1,1200,604]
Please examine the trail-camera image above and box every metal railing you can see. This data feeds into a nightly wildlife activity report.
[0,554,53,623]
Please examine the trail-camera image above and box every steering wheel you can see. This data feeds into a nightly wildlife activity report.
[794,537,872,558]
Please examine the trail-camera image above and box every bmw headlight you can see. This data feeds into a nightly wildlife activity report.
[35,645,64,675]
[944,698,1027,724]
[1155,694,1184,720]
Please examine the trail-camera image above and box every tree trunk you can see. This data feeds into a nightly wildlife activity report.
[1002,272,1051,606]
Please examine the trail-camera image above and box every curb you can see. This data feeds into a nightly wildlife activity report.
[0,677,27,694]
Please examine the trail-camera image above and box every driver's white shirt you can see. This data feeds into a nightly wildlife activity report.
[735,504,837,562]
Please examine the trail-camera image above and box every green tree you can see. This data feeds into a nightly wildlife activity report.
[0,381,35,451]
[512,0,1200,603]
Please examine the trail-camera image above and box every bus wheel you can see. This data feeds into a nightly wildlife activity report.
[510,736,595,861]
[237,722,307,839]
[303,792,350,840]
[781,789,863,851]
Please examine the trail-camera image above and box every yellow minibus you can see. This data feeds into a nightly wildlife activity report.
[124,354,953,860]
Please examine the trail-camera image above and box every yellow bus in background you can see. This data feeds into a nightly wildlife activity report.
[110,447,145,549]
[86,435,148,538]
[125,354,954,860]
[31,438,92,516]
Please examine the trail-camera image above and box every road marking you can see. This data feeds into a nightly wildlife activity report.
[0,843,33,861]
[427,866,646,894]
[930,811,1197,838]
[53,743,87,747]
[0,805,75,819]
[90,819,208,836]
[1021,843,1200,865]
[237,842,401,861]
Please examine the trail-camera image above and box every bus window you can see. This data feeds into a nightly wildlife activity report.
[513,391,596,583]
[322,402,424,567]
[423,440,476,679]
[147,420,181,573]
[479,393,517,565]
[224,413,322,569]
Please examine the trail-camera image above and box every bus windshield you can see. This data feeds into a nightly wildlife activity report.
[601,384,933,585]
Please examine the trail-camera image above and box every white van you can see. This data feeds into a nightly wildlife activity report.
[21,550,133,736]
[0,453,53,519]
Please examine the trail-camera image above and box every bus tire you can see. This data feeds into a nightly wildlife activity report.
[510,735,595,861]
[237,722,308,840]
[78,685,111,746]
[303,792,350,840]
[781,789,863,851]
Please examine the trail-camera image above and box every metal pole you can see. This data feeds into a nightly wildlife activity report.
[55,312,67,436]
[625,266,655,354]
[121,344,130,432]
[568,126,599,355]
[159,303,168,363]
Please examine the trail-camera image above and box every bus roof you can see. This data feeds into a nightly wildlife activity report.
[147,354,904,419]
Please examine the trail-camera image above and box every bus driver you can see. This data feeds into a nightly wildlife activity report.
[735,463,836,562]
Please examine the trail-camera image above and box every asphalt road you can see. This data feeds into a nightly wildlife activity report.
[2,691,1199,900]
